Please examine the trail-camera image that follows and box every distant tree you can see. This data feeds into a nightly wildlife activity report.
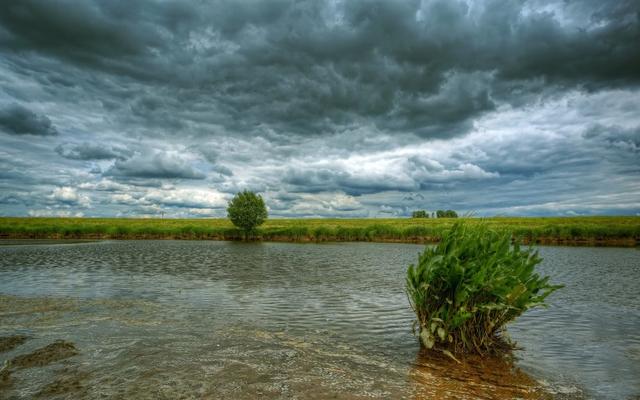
[227,190,268,237]
[411,210,429,218]
[436,210,458,218]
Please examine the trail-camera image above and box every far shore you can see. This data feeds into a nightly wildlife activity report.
[1,216,638,247]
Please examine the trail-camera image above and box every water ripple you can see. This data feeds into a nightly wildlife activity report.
[0,241,638,399]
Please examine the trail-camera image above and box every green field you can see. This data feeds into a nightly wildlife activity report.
[0,216,638,246]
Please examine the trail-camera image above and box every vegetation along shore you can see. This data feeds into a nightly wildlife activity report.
[0,216,638,246]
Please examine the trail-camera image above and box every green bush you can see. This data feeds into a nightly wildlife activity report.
[406,222,562,355]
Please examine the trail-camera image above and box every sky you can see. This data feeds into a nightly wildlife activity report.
[0,0,639,218]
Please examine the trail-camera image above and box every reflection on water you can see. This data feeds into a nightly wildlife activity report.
[410,349,553,400]
[0,241,638,399]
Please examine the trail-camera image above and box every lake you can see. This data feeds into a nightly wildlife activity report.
[1,241,638,399]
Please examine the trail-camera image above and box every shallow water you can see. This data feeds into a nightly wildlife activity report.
[0,241,638,399]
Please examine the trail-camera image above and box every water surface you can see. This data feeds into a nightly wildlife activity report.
[0,241,638,399]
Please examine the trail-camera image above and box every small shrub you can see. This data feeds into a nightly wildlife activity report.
[406,222,562,355]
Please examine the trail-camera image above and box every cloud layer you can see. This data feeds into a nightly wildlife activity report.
[0,0,638,217]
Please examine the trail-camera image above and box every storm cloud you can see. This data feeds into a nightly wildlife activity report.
[107,150,206,180]
[0,0,638,217]
[0,104,58,136]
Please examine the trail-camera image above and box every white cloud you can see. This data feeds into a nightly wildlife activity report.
[49,186,91,208]
[28,209,84,217]
[142,188,228,209]
[111,193,141,205]
[79,179,129,192]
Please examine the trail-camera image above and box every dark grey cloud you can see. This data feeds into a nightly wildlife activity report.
[0,104,58,136]
[0,0,177,80]
[55,142,131,160]
[283,168,416,195]
[2,0,638,140]
[188,145,233,176]
[583,124,640,154]
[106,150,205,180]
[0,191,35,206]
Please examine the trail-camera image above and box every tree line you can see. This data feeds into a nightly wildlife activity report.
[411,210,458,218]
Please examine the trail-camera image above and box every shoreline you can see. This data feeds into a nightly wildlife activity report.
[0,234,636,247]
[1,216,638,247]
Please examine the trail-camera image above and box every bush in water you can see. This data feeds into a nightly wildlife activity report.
[406,222,562,355]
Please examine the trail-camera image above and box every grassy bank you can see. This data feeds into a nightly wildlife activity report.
[0,216,638,246]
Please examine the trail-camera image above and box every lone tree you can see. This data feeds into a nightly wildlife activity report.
[227,190,268,237]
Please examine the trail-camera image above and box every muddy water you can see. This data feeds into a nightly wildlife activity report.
[0,241,638,399]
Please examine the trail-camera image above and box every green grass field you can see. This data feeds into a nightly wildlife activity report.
[0,216,638,246]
